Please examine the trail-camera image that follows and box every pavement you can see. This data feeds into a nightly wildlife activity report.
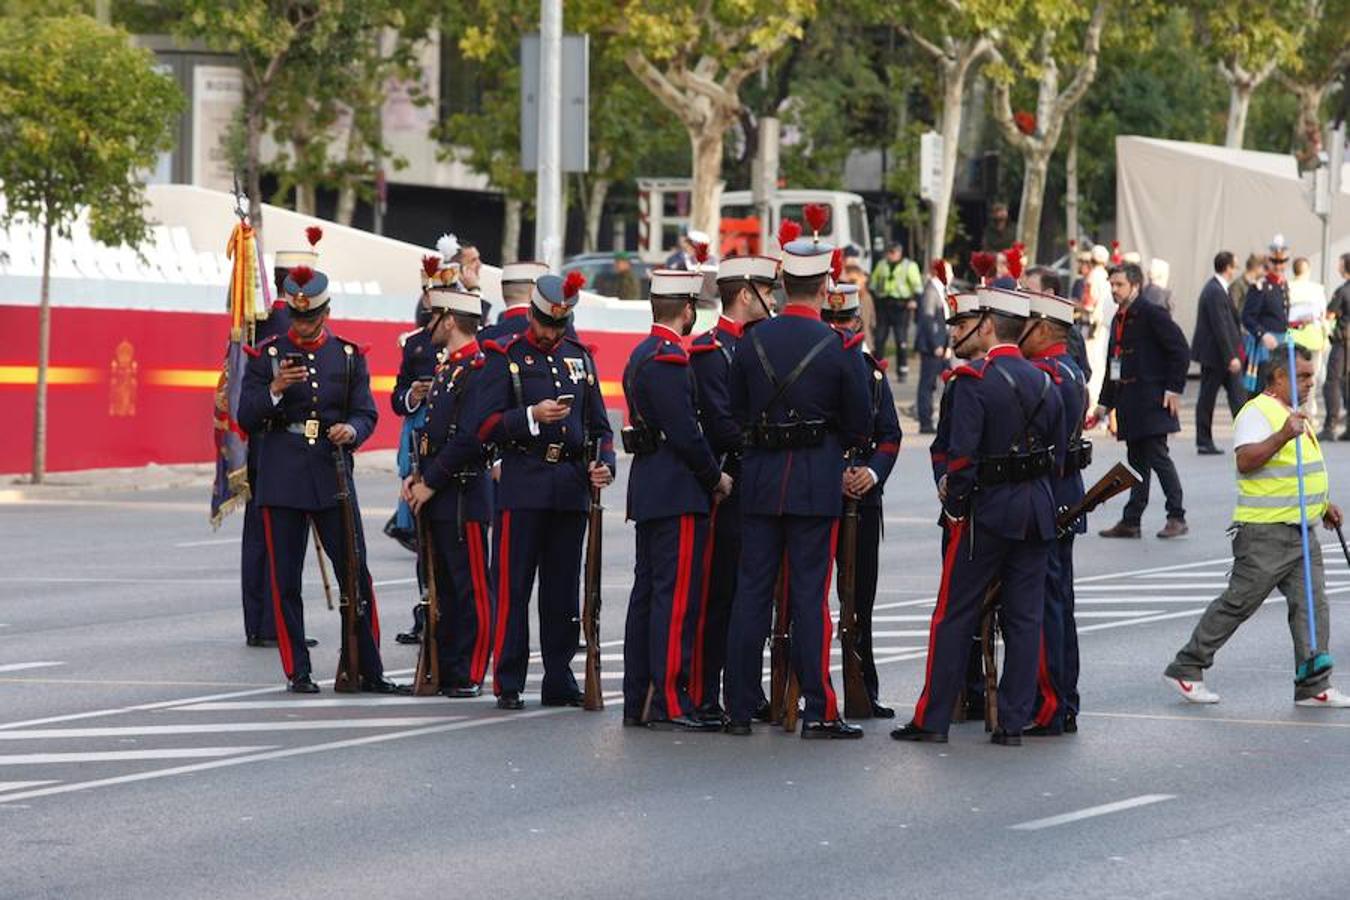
[4,394,1350,899]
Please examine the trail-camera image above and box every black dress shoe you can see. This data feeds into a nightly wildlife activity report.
[288,674,320,694]
[1064,713,1078,734]
[304,637,318,648]
[750,701,773,722]
[360,676,411,695]
[890,721,947,743]
[440,682,482,699]
[623,716,645,727]
[648,715,723,733]
[394,630,422,645]
[1023,722,1063,737]
[990,728,1022,746]
[245,635,273,648]
[496,692,525,710]
[724,720,752,736]
[540,693,585,708]
[1197,445,1224,456]
[870,702,896,719]
[801,719,864,740]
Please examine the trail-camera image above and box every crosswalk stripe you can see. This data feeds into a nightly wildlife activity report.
[0,780,57,791]
[870,630,931,638]
[1074,610,1163,618]
[1075,597,1221,604]
[0,717,464,741]
[0,747,275,765]
[0,662,63,674]
[170,698,438,711]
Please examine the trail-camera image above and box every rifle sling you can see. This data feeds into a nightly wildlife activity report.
[750,329,836,422]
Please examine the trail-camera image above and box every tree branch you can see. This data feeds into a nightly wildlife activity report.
[989,72,1036,155]
[1052,0,1109,119]
[624,50,697,126]
[899,25,947,63]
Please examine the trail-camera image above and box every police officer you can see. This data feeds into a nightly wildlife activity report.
[479,261,551,344]
[237,265,403,694]
[722,229,873,739]
[821,279,902,718]
[621,270,733,730]
[471,273,616,710]
[1021,291,1089,736]
[687,254,776,721]
[893,288,1064,745]
[240,240,317,649]
[402,286,496,698]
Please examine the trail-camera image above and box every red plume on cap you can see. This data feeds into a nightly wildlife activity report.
[803,203,830,237]
[305,226,323,247]
[1068,238,1077,250]
[930,259,949,285]
[563,270,586,298]
[970,252,996,283]
[290,265,315,287]
[421,255,441,278]
[1014,111,1036,136]
[830,248,843,281]
[777,219,801,248]
[693,241,710,264]
[1006,244,1024,280]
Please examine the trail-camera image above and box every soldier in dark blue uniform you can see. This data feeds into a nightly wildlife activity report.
[1240,236,1291,393]
[1021,292,1089,736]
[821,280,902,718]
[687,254,776,721]
[469,273,616,710]
[722,231,873,739]
[478,261,550,344]
[238,265,403,694]
[893,288,1064,745]
[240,243,314,649]
[621,270,733,730]
[402,287,496,697]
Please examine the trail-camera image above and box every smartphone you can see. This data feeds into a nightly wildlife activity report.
[556,393,575,408]
[283,351,305,368]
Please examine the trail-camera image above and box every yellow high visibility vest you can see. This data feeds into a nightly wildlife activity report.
[1234,392,1329,524]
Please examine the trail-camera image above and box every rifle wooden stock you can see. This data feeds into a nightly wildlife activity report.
[838,498,871,719]
[412,511,441,696]
[768,565,789,726]
[332,449,362,693]
[1057,461,1141,533]
[582,473,605,711]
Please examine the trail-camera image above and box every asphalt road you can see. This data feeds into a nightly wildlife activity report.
[5,414,1350,899]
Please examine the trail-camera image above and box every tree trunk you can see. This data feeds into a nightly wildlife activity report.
[584,176,611,253]
[1225,80,1253,149]
[1018,150,1051,261]
[929,64,964,264]
[295,181,316,217]
[1065,112,1080,253]
[689,124,725,239]
[502,197,522,265]
[335,117,365,227]
[246,105,265,233]
[31,210,52,484]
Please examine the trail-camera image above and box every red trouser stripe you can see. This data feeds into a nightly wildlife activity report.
[467,524,492,684]
[663,515,695,717]
[689,505,719,707]
[364,571,381,646]
[1034,631,1058,727]
[913,519,966,729]
[818,520,841,722]
[261,508,294,678]
[491,511,512,695]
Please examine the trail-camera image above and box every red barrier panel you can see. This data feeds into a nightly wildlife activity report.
[0,305,640,474]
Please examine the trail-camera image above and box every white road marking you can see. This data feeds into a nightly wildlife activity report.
[1076,609,1208,632]
[0,577,234,585]
[0,747,275,766]
[871,614,939,622]
[169,697,438,711]
[0,717,465,741]
[1074,610,1163,618]
[0,662,63,674]
[870,630,931,638]
[1075,597,1219,605]
[0,781,57,792]
[371,578,417,588]
[1085,711,1350,730]
[1009,794,1175,831]
[173,537,237,548]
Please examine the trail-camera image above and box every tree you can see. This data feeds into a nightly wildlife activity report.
[579,0,816,237]
[1192,0,1311,148]
[987,0,1109,260]
[0,15,182,482]
[1274,0,1349,167]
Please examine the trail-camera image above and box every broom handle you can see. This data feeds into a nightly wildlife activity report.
[1287,333,1319,653]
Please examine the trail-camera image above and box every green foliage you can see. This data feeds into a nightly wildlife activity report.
[0,14,183,245]
[1191,0,1309,74]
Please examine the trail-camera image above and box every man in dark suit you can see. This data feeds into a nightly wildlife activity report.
[1192,251,1246,454]
[1094,263,1192,539]
[913,260,951,434]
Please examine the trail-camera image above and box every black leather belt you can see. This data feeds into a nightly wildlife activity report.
[978,448,1054,485]
[509,441,584,463]
[746,420,828,450]
[1066,439,1093,472]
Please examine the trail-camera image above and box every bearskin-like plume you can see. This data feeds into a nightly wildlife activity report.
[777,219,801,248]
[1006,243,1024,280]
[289,265,315,287]
[693,240,710,264]
[803,203,830,238]
[563,270,586,298]
[970,252,997,282]
[421,255,441,278]
[305,226,322,247]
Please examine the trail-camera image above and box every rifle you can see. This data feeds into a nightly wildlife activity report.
[412,507,441,696]
[332,448,363,693]
[838,494,871,719]
[975,461,1142,729]
[768,563,789,725]
[581,440,605,711]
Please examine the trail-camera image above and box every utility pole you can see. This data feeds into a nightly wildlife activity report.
[535,0,564,270]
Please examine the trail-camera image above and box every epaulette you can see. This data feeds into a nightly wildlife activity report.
[653,343,689,366]
[1031,359,1062,384]
[842,331,866,350]
[333,335,369,357]
[398,326,424,348]
[948,360,986,380]
[483,335,519,355]
[691,328,718,346]
[471,355,486,370]
[688,341,721,354]
[244,335,279,358]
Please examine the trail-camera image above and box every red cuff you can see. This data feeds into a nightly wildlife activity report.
[476,411,503,442]
[947,456,971,473]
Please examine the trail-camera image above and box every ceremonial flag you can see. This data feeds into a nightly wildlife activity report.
[210,217,271,527]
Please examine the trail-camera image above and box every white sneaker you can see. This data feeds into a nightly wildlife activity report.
[1295,687,1350,708]
[1164,675,1220,704]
